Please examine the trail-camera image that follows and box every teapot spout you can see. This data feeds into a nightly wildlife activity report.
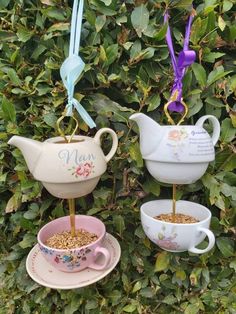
[8,136,43,173]
[129,113,162,157]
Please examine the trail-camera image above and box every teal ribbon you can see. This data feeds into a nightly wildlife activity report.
[60,0,96,128]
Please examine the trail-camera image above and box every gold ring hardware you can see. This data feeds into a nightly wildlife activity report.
[56,114,79,143]
[164,91,189,126]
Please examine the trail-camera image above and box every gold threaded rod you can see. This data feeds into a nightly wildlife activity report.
[172,184,176,222]
[68,198,76,237]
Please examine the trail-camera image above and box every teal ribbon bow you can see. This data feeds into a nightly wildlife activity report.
[60,0,96,128]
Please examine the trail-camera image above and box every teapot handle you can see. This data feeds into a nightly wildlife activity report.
[94,128,118,162]
[195,115,220,146]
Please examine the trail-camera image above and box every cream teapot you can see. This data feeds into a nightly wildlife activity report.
[129,113,220,184]
[8,128,118,199]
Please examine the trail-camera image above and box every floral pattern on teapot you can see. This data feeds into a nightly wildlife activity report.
[68,161,95,178]
[168,129,188,142]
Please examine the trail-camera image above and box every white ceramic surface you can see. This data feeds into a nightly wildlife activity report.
[26,233,121,289]
[130,113,220,184]
[141,200,215,254]
[8,128,118,198]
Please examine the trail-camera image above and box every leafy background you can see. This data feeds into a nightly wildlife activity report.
[0,0,236,313]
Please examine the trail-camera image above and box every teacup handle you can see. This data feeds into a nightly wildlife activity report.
[89,246,111,270]
[94,128,118,162]
[188,227,215,254]
[195,115,220,146]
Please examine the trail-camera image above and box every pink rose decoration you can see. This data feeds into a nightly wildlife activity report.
[157,239,179,250]
[168,130,182,141]
[75,162,94,177]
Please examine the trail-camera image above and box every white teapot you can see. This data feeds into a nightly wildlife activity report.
[8,128,118,199]
[129,113,220,184]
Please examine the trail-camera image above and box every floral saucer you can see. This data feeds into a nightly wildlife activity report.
[26,233,121,290]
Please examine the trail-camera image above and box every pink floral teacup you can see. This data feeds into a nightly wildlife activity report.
[37,215,111,272]
[141,200,215,254]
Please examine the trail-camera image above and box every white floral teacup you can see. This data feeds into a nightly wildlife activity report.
[141,200,215,254]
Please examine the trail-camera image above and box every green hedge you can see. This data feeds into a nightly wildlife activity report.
[0,0,236,313]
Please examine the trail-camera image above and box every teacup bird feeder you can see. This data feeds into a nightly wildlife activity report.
[130,9,220,252]
[8,0,121,288]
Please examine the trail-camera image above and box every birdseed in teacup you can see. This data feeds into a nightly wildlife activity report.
[45,229,98,249]
[154,213,199,224]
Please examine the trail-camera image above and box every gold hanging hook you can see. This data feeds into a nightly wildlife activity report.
[163,91,189,126]
[56,114,79,143]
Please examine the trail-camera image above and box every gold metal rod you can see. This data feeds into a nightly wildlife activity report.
[68,198,76,237]
[172,184,176,222]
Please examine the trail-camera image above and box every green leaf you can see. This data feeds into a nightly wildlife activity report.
[132,281,142,293]
[192,63,207,88]
[140,287,154,298]
[202,173,221,205]
[222,0,233,12]
[43,113,57,128]
[147,94,161,112]
[19,234,36,249]
[187,94,203,118]
[203,52,225,63]
[32,45,47,60]
[116,15,127,26]
[85,300,98,310]
[142,47,155,60]
[218,16,226,31]
[95,15,106,32]
[0,0,10,8]
[129,142,143,168]
[46,22,69,33]
[7,68,21,86]
[216,237,235,257]
[221,183,236,200]
[154,23,168,41]
[130,40,141,59]
[162,295,177,305]
[205,97,225,108]
[184,304,199,314]
[0,30,17,42]
[1,96,16,122]
[207,66,232,86]
[43,8,66,20]
[131,5,149,37]
[93,188,112,200]
[220,118,236,143]
[104,44,118,67]
[5,192,21,213]
[143,177,160,197]
[229,259,236,271]
[171,0,193,8]
[100,0,112,5]
[176,270,187,281]
[155,251,170,272]
[106,290,122,306]
[23,207,39,220]
[16,27,33,42]
[113,215,125,234]
[123,304,137,313]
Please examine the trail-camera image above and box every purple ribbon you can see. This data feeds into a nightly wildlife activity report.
[164,11,196,112]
